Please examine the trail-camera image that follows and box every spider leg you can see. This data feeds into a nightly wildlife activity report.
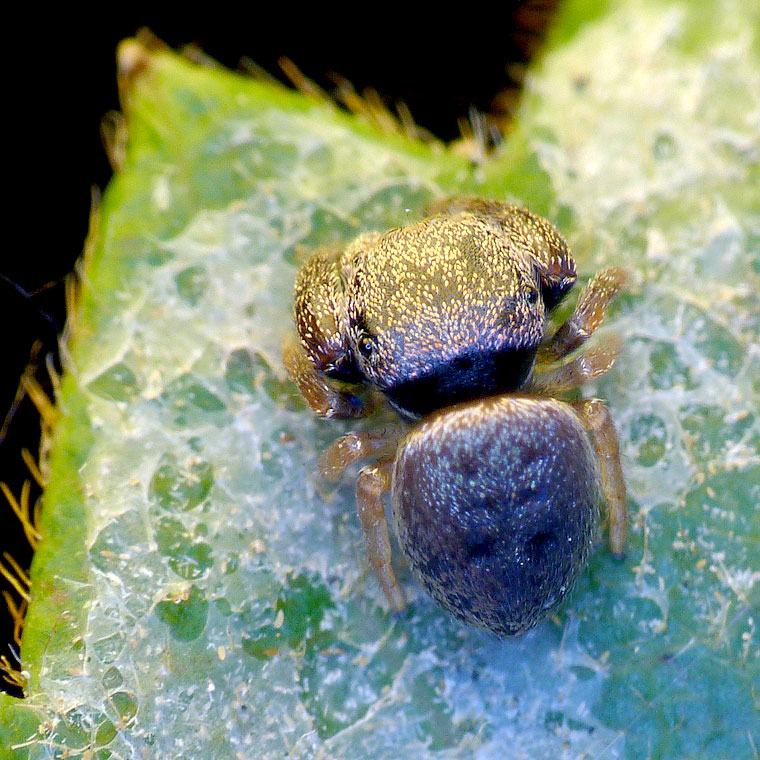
[538,267,627,364]
[318,429,401,482]
[572,399,627,558]
[356,458,406,611]
[528,335,622,395]
[283,336,369,419]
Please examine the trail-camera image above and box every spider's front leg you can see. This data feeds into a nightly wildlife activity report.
[283,337,368,419]
[528,335,622,395]
[538,266,627,364]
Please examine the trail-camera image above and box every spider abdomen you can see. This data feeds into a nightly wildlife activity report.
[392,395,601,637]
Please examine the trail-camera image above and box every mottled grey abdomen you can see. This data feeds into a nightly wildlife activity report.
[391,396,601,637]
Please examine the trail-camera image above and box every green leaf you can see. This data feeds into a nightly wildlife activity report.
[155,585,210,642]
[2,2,759,758]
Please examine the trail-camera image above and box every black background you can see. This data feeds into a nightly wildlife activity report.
[0,5,554,696]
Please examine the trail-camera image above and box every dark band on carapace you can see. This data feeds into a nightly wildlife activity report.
[385,347,536,418]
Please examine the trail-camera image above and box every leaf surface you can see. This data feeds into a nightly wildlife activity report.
[2,2,759,758]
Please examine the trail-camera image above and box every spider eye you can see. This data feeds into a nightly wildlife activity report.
[524,285,539,305]
[353,312,376,360]
[358,333,375,358]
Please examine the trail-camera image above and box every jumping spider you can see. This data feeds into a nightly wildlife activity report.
[284,196,627,636]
